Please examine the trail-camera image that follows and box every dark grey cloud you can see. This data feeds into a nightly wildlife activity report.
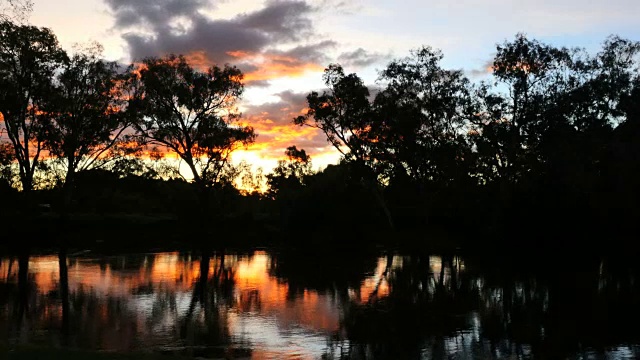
[105,0,210,30]
[337,48,391,68]
[104,0,319,64]
[276,90,309,107]
[240,0,314,41]
[121,18,268,64]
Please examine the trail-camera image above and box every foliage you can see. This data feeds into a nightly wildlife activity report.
[1,19,640,241]
[0,20,66,193]
[0,141,14,184]
[265,146,312,199]
[38,44,132,209]
[372,46,474,187]
[130,54,255,192]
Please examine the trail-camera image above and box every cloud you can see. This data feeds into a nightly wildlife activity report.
[239,0,314,41]
[240,90,331,158]
[105,0,210,30]
[337,48,390,68]
[317,0,364,16]
[105,0,340,88]
[102,0,363,167]
[226,40,336,85]
[105,0,319,64]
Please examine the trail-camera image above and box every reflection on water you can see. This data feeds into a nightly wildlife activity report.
[1,250,640,359]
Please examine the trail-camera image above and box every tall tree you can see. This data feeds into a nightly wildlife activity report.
[470,34,575,186]
[130,54,255,216]
[40,44,132,213]
[0,21,66,196]
[295,64,394,229]
[266,145,312,199]
[266,146,312,230]
[373,46,474,190]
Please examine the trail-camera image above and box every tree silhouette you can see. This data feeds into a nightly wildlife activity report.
[265,146,312,230]
[40,44,132,214]
[0,21,66,197]
[373,46,473,186]
[295,64,394,229]
[371,47,475,226]
[129,54,255,218]
[266,146,311,198]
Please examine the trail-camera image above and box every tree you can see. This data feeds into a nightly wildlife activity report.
[295,65,373,163]
[0,21,66,196]
[130,54,255,216]
[265,146,312,230]
[295,64,394,229]
[40,44,131,212]
[373,46,474,191]
[266,145,312,199]
[470,34,575,186]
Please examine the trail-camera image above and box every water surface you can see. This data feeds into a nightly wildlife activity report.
[1,250,639,359]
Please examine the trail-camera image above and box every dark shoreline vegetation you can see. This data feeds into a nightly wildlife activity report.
[0,18,639,256]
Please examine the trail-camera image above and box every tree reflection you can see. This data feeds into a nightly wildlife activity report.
[324,254,640,359]
[58,249,70,345]
[269,249,379,301]
[3,251,640,359]
[324,254,476,359]
[179,251,241,358]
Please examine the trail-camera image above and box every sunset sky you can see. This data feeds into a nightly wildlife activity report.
[26,0,640,172]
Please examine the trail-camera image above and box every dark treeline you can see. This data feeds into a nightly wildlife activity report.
[278,35,640,251]
[1,17,639,252]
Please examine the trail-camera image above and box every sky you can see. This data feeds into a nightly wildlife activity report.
[25,0,640,172]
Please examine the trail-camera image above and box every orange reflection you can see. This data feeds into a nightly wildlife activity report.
[234,251,339,332]
[2,252,401,355]
[357,257,391,303]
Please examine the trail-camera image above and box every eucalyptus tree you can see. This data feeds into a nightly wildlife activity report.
[372,46,474,190]
[0,21,66,196]
[469,34,577,187]
[265,146,312,229]
[129,54,255,215]
[266,146,312,199]
[294,64,394,228]
[40,45,132,211]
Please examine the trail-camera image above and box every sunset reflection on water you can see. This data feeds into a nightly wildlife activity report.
[2,251,639,359]
[0,251,392,358]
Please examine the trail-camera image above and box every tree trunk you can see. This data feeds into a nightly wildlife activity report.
[357,160,394,230]
[62,158,75,216]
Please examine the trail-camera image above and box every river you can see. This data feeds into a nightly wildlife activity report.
[1,250,639,359]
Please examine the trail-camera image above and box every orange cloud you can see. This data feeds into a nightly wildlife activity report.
[227,50,324,83]
[184,49,324,85]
